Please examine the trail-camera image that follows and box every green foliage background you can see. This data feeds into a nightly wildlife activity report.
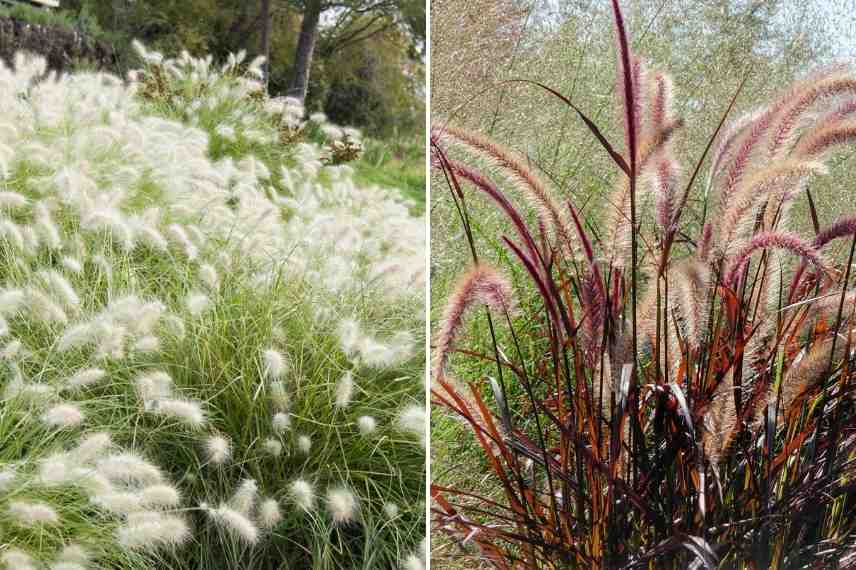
[5,0,425,140]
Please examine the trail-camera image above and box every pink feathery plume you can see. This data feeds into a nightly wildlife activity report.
[433,124,576,256]
[815,216,856,249]
[708,111,758,187]
[713,71,852,206]
[773,338,850,419]
[699,223,714,261]
[651,72,670,130]
[432,149,544,272]
[813,98,856,134]
[654,155,679,234]
[630,56,645,140]
[718,108,780,210]
[703,371,737,464]
[432,136,565,337]
[715,161,824,254]
[611,0,638,170]
[433,265,513,383]
[794,120,856,158]
[769,75,856,155]
[724,231,828,286]
[784,214,855,301]
[611,0,641,373]
[569,203,606,357]
[579,269,605,364]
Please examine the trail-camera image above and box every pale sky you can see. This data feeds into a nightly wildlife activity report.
[813,0,856,57]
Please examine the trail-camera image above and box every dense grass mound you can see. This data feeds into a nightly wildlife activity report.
[0,46,425,570]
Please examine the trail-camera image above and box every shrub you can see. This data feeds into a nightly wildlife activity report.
[0,43,425,569]
[431,2,856,567]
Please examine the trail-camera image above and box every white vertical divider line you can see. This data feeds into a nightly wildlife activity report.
[424,0,433,564]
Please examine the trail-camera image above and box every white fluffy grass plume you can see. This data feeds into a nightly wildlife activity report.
[326,486,360,524]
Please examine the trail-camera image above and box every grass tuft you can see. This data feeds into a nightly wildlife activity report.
[0,43,426,569]
[431,2,856,567]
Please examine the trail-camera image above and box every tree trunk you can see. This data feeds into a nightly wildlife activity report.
[287,0,322,102]
[259,0,272,88]
[112,0,123,30]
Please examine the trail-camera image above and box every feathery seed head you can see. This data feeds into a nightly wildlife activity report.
[78,472,114,496]
[72,432,112,463]
[166,224,198,260]
[96,452,163,484]
[42,403,85,428]
[402,554,425,570]
[0,288,25,315]
[204,434,231,465]
[325,486,359,524]
[335,370,355,408]
[199,263,219,289]
[272,412,291,433]
[397,404,426,445]
[0,339,23,360]
[0,468,15,491]
[37,454,74,486]
[290,479,315,511]
[725,231,828,285]
[57,322,95,352]
[0,191,27,210]
[204,503,259,544]
[65,368,107,391]
[135,371,174,401]
[230,478,258,515]
[61,256,83,274]
[151,399,206,429]
[1,549,37,570]
[262,438,283,457]
[38,270,80,311]
[133,335,161,354]
[57,544,89,565]
[186,292,211,316]
[357,415,377,435]
[262,348,288,380]
[337,318,361,356]
[8,500,60,525]
[141,484,182,508]
[433,265,512,382]
[117,511,190,550]
[383,502,400,518]
[91,491,144,514]
[26,287,68,324]
[258,498,282,529]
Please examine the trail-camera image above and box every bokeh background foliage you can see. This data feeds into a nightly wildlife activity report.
[71,0,425,137]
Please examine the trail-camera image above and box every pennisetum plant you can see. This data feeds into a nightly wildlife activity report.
[0,43,426,569]
[431,1,856,567]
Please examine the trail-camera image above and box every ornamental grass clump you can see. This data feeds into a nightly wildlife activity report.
[431,2,855,567]
[0,43,424,569]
